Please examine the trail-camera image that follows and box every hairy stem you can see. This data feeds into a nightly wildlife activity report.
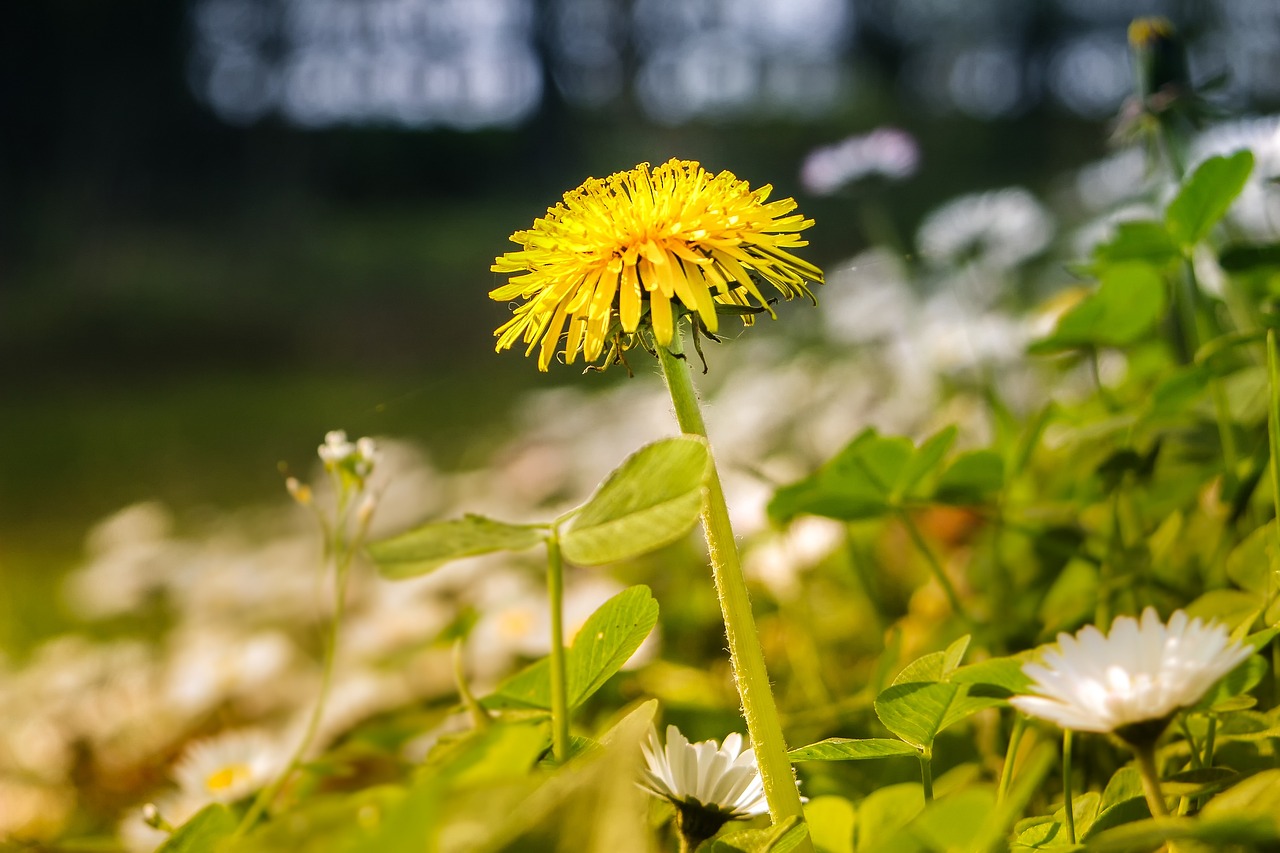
[657,326,811,850]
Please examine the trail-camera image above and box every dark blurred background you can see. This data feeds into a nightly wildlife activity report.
[2,0,1278,646]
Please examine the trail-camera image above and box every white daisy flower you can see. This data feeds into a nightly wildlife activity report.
[171,728,286,804]
[916,187,1055,273]
[1010,608,1253,738]
[640,725,772,848]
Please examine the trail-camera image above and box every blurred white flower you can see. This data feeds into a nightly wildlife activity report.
[917,187,1055,272]
[1073,147,1154,213]
[1010,608,1253,735]
[800,127,921,195]
[1190,115,1280,241]
[172,728,286,804]
[745,516,846,597]
[821,249,917,346]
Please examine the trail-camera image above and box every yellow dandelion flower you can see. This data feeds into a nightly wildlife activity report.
[491,159,823,371]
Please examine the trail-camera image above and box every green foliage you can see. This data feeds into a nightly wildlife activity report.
[1031,262,1166,352]
[768,427,1004,524]
[369,514,547,579]
[485,585,659,710]
[560,436,710,565]
[158,805,236,853]
[1165,151,1255,249]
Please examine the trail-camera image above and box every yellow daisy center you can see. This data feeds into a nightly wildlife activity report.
[205,762,252,793]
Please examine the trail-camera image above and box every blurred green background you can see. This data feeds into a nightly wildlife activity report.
[3,0,1277,649]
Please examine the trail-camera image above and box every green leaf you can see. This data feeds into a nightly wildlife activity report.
[932,451,1004,505]
[1092,220,1180,268]
[156,804,236,853]
[705,817,805,853]
[803,797,854,853]
[1190,654,1268,711]
[852,783,924,851]
[1162,767,1238,798]
[870,787,995,853]
[369,514,546,580]
[897,427,958,498]
[560,437,710,565]
[1031,262,1166,352]
[1225,524,1276,596]
[1166,151,1255,248]
[950,656,1034,694]
[788,738,918,761]
[486,585,659,710]
[1201,768,1280,829]
[1219,242,1280,272]
[873,682,1003,750]
[769,429,957,524]
[892,651,947,686]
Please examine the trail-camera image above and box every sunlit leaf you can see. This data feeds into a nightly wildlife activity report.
[486,585,659,710]
[1166,151,1255,248]
[1092,220,1180,268]
[873,682,1003,750]
[933,451,1004,505]
[704,816,805,853]
[370,514,546,579]
[156,804,235,853]
[788,738,918,761]
[803,796,854,853]
[1031,262,1166,352]
[560,437,710,565]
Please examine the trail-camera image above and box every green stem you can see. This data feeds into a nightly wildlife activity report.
[1062,730,1077,845]
[657,327,811,849]
[546,531,570,763]
[1133,743,1170,818]
[899,511,971,624]
[996,714,1027,806]
[235,539,351,837]
[919,749,934,804]
[1268,331,1280,601]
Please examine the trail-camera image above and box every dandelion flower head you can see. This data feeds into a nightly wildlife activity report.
[1010,608,1252,736]
[491,159,823,370]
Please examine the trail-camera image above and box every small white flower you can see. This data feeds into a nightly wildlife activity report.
[800,127,921,195]
[318,430,356,465]
[640,725,769,819]
[1010,608,1253,735]
[917,187,1054,272]
[171,729,285,803]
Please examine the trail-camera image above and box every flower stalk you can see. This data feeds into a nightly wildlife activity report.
[546,530,571,763]
[657,325,811,848]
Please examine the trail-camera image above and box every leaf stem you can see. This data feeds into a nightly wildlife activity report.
[899,511,971,624]
[919,748,934,804]
[546,531,571,763]
[1133,742,1170,818]
[657,326,811,850]
[1062,729,1077,845]
[996,714,1027,806]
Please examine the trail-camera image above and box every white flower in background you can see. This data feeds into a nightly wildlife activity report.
[171,728,285,804]
[1010,608,1253,736]
[318,430,378,480]
[821,249,917,346]
[800,127,921,195]
[641,725,776,848]
[917,187,1055,272]
[745,516,846,597]
[1190,115,1280,241]
[1073,147,1154,213]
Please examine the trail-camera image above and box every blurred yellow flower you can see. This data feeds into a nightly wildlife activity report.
[491,159,822,370]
